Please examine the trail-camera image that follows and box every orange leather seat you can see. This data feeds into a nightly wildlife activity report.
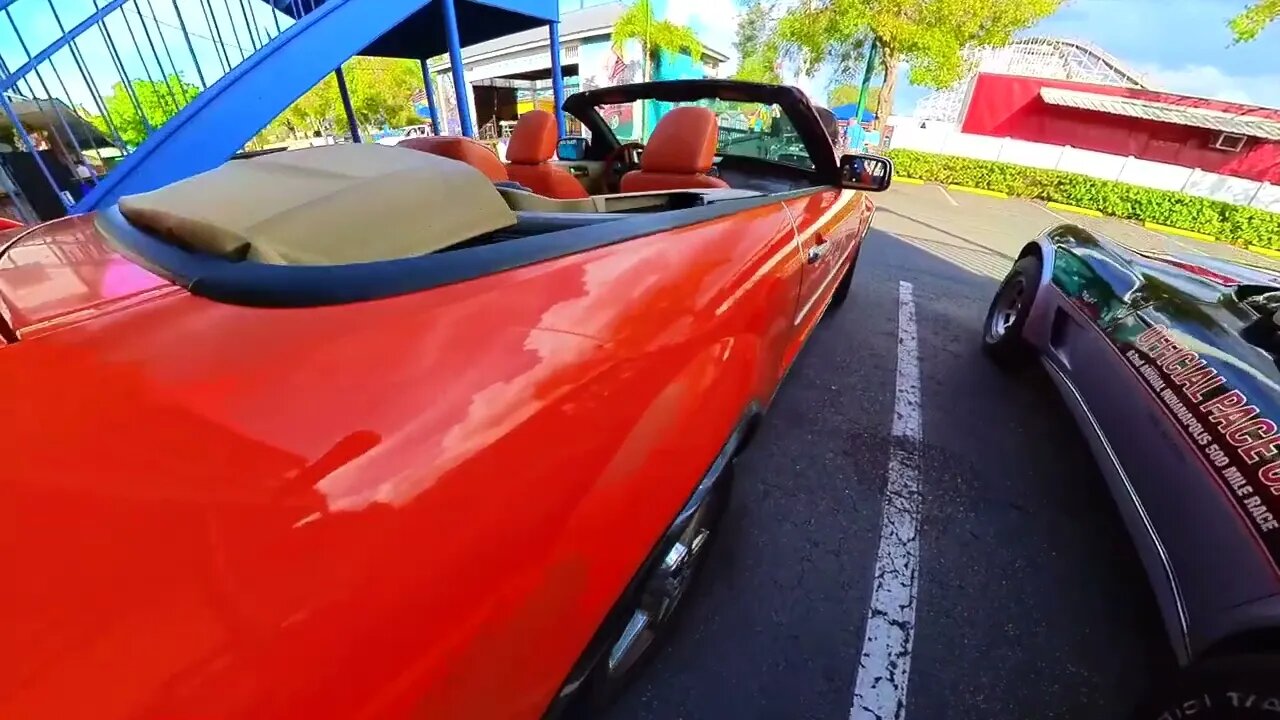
[399,136,509,183]
[620,107,729,193]
[505,111,589,199]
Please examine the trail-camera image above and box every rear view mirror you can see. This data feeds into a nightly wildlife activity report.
[839,153,893,192]
[558,136,588,161]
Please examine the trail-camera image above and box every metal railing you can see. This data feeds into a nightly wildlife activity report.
[0,0,298,223]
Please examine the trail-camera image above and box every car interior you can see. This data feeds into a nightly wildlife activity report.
[110,142,771,266]
[399,100,830,199]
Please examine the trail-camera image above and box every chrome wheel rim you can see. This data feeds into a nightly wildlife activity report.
[605,493,717,679]
[989,277,1026,341]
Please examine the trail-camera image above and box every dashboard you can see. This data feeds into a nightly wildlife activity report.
[712,155,825,194]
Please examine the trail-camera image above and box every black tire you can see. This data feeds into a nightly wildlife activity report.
[1131,654,1280,719]
[982,255,1041,368]
[574,463,734,712]
[826,252,857,315]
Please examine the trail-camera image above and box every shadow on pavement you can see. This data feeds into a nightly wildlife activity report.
[603,229,1172,720]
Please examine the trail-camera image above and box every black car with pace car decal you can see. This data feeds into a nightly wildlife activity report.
[982,224,1280,717]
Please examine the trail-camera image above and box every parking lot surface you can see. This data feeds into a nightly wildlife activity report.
[599,184,1237,720]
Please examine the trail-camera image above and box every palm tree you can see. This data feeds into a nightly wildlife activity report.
[610,0,703,136]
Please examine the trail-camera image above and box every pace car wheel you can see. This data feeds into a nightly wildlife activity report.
[580,463,734,709]
[1131,654,1280,719]
[982,255,1041,368]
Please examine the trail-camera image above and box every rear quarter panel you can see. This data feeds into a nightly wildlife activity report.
[0,203,804,719]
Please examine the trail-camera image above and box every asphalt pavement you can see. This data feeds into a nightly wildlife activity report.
[600,185,1197,720]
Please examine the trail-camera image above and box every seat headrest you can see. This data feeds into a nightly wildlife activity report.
[641,107,719,175]
[507,110,558,165]
[399,136,509,182]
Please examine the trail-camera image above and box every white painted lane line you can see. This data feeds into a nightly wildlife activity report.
[850,281,924,720]
[934,185,959,207]
[1032,202,1069,224]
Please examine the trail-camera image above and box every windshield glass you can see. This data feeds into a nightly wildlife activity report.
[594,100,816,171]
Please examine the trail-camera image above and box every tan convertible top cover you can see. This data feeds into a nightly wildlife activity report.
[117,144,517,265]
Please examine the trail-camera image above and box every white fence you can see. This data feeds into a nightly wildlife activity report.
[885,123,1280,213]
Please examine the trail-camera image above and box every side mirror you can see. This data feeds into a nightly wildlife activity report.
[557,136,588,161]
[839,153,893,192]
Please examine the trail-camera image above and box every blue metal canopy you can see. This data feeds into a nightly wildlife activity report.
[830,103,877,124]
[260,0,558,59]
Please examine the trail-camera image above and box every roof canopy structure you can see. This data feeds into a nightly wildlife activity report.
[0,95,115,152]
[829,104,876,123]
[261,0,557,59]
[1040,87,1280,140]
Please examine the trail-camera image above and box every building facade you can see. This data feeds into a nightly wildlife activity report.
[960,73,1280,184]
[425,1,727,139]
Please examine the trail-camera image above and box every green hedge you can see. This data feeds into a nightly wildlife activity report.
[884,149,1280,248]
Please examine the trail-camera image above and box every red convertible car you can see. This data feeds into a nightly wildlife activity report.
[0,81,890,719]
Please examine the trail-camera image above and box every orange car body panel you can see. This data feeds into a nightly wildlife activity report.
[0,189,872,720]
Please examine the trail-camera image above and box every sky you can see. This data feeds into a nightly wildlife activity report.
[570,0,1280,114]
[2,0,1276,132]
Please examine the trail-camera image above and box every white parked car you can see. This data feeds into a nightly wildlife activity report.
[376,124,432,146]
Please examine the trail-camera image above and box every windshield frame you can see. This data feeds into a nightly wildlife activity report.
[564,80,839,183]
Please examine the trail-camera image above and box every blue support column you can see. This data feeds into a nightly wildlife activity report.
[420,59,441,136]
[440,0,473,137]
[334,67,361,143]
[548,21,566,136]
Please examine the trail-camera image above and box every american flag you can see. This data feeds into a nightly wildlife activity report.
[411,87,428,105]
[607,50,627,84]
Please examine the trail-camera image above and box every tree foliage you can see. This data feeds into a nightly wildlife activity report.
[264,57,424,141]
[610,0,702,81]
[733,0,782,83]
[86,75,200,148]
[1230,0,1279,42]
[828,84,881,111]
[765,0,1062,126]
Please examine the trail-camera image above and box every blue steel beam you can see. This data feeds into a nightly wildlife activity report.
[75,0,436,210]
[420,59,440,135]
[440,0,473,137]
[548,20,564,136]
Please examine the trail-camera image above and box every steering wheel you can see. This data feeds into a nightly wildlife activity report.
[604,142,645,193]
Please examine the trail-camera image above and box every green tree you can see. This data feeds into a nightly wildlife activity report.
[828,83,881,111]
[87,75,199,148]
[733,0,782,83]
[611,0,703,82]
[771,0,1062,128]
[264,56,425,141]
[1230,0,1279,42]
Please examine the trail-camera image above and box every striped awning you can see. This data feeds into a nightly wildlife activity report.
[1039,87,1280,140]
